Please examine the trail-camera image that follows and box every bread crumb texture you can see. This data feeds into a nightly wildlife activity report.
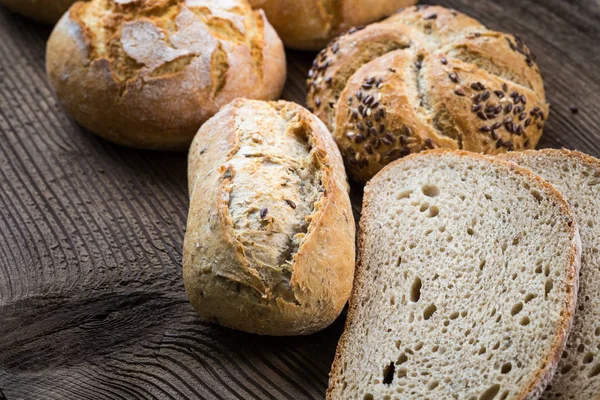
[307,5,549,182]
[328,151,579,399]
[502,150,600,400]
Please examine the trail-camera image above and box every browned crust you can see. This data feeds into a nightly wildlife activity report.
[327,149,580,399]
[248,0,417,50]
[307,5,549,183]
[46,0,286,150]
[183,99,355,336]
[0,0,77,24]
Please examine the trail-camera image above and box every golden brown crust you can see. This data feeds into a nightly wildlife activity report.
[248,0,417,50]
[327,150,580,399]
[0,0,77,24]
[46,0,286,150]
[307,6,549,183]
[183,99,355,336]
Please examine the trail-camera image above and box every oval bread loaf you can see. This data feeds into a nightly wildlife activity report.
[500,149,600,400]
[183,99,355,336]
[46,0,286,150]
[0,0,77,24]
[328,151,580,399]
[248,0,417,51]
[307,5,549,182]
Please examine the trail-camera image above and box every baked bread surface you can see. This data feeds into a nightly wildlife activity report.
[0,0,77,24]
[501,149,600,400]
[307,6,549,182]
[248,0,417,50]
[183,99,355,336]
[46,0,286,150]
[328,150,580,399]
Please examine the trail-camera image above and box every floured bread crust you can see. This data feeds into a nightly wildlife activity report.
[46,0,286,150]
[183,99,355,336]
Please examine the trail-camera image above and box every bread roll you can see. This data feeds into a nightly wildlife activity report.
[248,0,417,50]
[46,0,286,150]
[306,5,549,182]
[0,0,76,24]
[183,99,355,336]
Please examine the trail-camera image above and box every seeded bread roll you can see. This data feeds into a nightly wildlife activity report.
[183,99,355,336]
[46,0,286,150]
[307,5,548,183]
[248,0,417,51]
[328,150,580,399]
[500,149,600,400]
[0,0,77,24]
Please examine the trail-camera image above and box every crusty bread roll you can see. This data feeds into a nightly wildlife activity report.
[248,0,417,50]
[183,99,355,336]
[329,150,580,399]
[307,5,549,183]
[0,0,77,24]
[46,0,286,150]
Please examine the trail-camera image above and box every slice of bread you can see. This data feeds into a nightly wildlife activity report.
[328,150,581,400]
[500,149,600,400]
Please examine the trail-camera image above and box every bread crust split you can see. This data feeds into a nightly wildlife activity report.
[0,0,77,24]
[183,99,355,336]
[328,150,580,400]
[46,0,286,150]
[307,6,549,183]
[248,0,417,51]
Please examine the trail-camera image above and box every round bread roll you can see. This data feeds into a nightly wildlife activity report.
[0,0,77,24]
[248,0,417,51]
[183,99,355,335]
[306,5,549,183]
[46,0,286,150]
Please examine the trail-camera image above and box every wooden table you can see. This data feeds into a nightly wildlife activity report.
[1,1,598,399]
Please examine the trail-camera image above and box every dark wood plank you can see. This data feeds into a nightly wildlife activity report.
[0,1,599,399]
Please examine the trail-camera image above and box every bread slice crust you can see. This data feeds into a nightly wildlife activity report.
[328,150,580,399]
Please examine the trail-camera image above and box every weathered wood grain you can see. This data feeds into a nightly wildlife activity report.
[0,0,599,399]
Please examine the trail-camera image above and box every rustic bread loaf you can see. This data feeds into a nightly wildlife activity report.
[500,149,600,400]
[307,5,548,183]
[183,99,355,336]
[328,151,580,399]
[248,0,417,50]
[46,0,286,150]
[0,0,77,24]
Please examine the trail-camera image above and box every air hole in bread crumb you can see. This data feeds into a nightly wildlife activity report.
[397,353,408,365]
[499,391,509,400]
[511,302,523,316]
[397,190,412,200]
[428,380,439,390]
[420,203,429,212]
[520,316,531,326]
[530,190,543,203]
[410,277,422,302]
[364,394,374,400]
[449,311,459,320]
[467,228,475,235]
[524,294,536,303]
[588,364,600,378]
[545,278,554,297]
[501,362,512,374]
[415,341,424,351]
[422,184,440,197]
[595,327,600,337]
[480,383,501,400]
[583,353,594,364]
[560,364,573,374]
[423,304,437,320]
[383,362,395,385]
[397,368,407,378]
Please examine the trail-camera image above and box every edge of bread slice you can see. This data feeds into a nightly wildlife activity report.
[328,150,580,400]
[500,149,600,400]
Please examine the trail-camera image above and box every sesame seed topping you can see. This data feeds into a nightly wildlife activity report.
[491,131,499,140]
[365,145,373,154]
[425,13,438,19]
[505,104,513,114]
[285,199,296,209]
[332,43,340,54]
[441,57,448,65]
[520,95,527,104]
[260,208,268,219]
[482,91,491,101]
[502,83,509,92]
[448,72,459,83]
[455,89,466,96]
[569,106,579,114]
[472,104,482,112]
[477,111,487,120]
[480,126,491,132]
[494,90,505,98]
[516,125,524,135]
[315,98,321,107]
[491,122,502,130]
[519,113,527,121]
[355,134,365,143]
[425,139,434,149]
[496,139,504,148]
[524,118,531,127]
